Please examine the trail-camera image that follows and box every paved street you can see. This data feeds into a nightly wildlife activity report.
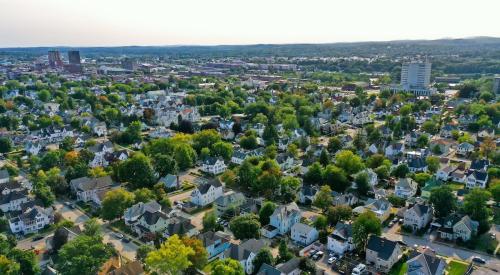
[16,201,139,261]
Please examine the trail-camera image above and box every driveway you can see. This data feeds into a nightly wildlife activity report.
[102,228,138,261]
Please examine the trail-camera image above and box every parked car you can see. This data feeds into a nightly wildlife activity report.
[113,233,124,239]
[388,221,394,227]
[352,264,366,275]
[122,237,130,243]
[32,236,44,241]
[312,254,321,261]
[472,257,486,264]
[328,257,337,264]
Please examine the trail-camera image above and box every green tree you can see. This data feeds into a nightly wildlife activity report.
[57,235,114,275]
[277,239,293,264]
[133,188,156,203]
[426,156,440,174]
[229,214,261,240]
[202,211,222,232]
[0,137,12,153]
[174,143,197,170]
[463,188,491,233]
[0,255,20,275]
[352,211,381,251]
[212,141,234,161]
[313,185,333,211]
[416,134,429,148]
[355,172,370,196]
[118,153,156,189]
[259,201,276,225]
[8,248,40,275]
[252,248,274,273]
[181,236,208,270]
[335,150,364,174]
[326,205,352,225]
[429,186,457,218]
[211,258,244,275]
[192,129,221,152]
[101,188,135,220]
[489,181,500,203]
[319,149,330,166]
[238,159,260,190]
[391,164,409,178]
[136,244,154,262]
[146,234,195,275]
[304,162,323,184]
[313,215,328,231]
[153,154,178,177]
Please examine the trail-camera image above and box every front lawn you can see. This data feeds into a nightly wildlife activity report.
[446,260,468,275]
[475,233,499,255]
[444,182,464,191]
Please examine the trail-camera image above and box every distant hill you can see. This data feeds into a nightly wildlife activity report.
[1,37,500,58]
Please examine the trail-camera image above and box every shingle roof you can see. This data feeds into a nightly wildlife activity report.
[366,235,399,261]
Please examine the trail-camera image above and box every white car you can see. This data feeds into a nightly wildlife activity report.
[328,257,337,264]
[113,233,124,239]
[352,264,366,275]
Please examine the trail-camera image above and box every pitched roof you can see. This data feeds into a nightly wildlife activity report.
[70,176,113,192]
[367,236,399,261]
[407,250,446,275]
[107,261,144,275]
[225,238,266,261]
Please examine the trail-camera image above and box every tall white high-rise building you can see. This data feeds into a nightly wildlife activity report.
[400,61,432,90]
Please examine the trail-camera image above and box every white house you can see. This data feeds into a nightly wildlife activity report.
[0,190,29,213]
[436,166,456,181]
[201,157,227,175]
[69,176,114,204]
[123,200,162,226]
[25,142,42,155]
[457,142,474,156]
[466,171,488,189]
[395,178,418,199]
[403,204,433,231]
[327,222,354,255]
[263,202,301,238]
[9,205,54,235]
[88,141,114,167]
[290,222,318,246]
[92,122,108,137]
[353,199,392,221]
[191,179,223,207]
[385,143,405,158]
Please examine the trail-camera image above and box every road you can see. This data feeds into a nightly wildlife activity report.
[16,201,139,261]
[382,226,500,273]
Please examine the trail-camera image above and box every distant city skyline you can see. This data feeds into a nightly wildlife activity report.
[1,0,499,47]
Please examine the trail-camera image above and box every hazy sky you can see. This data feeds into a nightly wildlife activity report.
[1,0,499,47]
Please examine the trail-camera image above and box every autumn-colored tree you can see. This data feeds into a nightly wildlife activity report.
[146,235,195,275]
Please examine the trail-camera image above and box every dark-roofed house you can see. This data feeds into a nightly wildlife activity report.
[107,260,145,275]
[123,200,162,225]
[70,176,114,204]
[191,179,223,207]
[407,157,428,173]
[327,222,354,255]
[257,257,301,275]
[0,189,29,212]
[215,191,246,218]
[404,203,433,231]
[159,174,179,190]
[469,159,489,172]
[453,215,479,242]
[198,231,231,260]
[365,235,402,272]
[9,205,54,235]
[298,185,318,204]
[407,250,446,275]
[466,170,488,189]
[223,238,267,274]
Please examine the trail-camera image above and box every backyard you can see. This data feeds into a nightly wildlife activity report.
[446,260,469,275]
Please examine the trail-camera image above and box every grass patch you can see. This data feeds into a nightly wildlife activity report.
[109,220,137,237]
[445,182,464,191]
[446,260,468,275]
[475,233,498,254]
[389,262,407,275]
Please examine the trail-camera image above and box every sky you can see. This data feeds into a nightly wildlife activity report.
[1,0,499,47]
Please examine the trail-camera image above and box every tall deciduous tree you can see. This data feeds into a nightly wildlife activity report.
[313,185,333,211]
[252,248,274,274]
[57,235,114,275]
[335,150,364,174]
[118,153,156,189]
[429,186,457,218]
[259,201,276,225]
[146,235,195,275]
[229,214,261,240]
[352,211,381,251]
[211,258,244,275]
[101,188,135,220]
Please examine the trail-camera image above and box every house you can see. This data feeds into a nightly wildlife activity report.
[276,153,294,171]
[469,159,489,172]
[88,141,114,167]
[429,139,454,154]
[436,166,456,181]
[354,168,378,186]
[298,185,318,204]
[404,203,433,231]
[223,238,267,274]
[0,169,9,184]
[457,142,474,156]
[198,231,232,260]
[25,141,42,155]
[201,157,227,175]
[132,209,170,238]
[215,191,247,218]
[327,222,354,255]
[453,215,479,242]
[365,236,402,272]
[107,260,145,275]
[262,202,301,238]
[163,216,198,238]
[440,124,457,138]
[257,258,301,275]
[332,193,359,207]
[407,157,428,173]
[353,199,392,221]
[290,222,318,246]
[0,189,29,212]
[407,249,447,275]
[123,200,162,226]
[466,170,488,189]
[450,169,467,183]
[9,205,54,235]
[46,225,83,251]
[159,174,180,190]
[191,179,224,207]
[395,178,418,199]
[231,150,249,165]
[69,176,114,204]
[385,143,405,158]
[92,122,108,137]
